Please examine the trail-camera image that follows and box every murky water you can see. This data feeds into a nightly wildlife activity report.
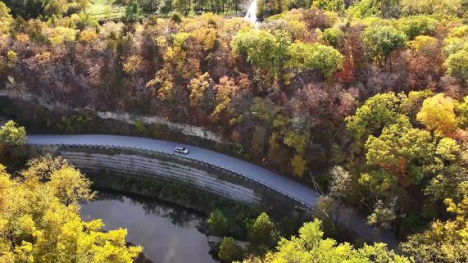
[81,192,217,263]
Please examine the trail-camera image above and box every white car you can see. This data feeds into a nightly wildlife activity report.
[174,147,189,154]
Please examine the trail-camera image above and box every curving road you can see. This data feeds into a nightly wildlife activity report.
[25,134,399,247]
[26,134,321,208]
[244,0,258,27]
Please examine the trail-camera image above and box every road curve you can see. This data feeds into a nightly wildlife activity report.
[26,134,321,208]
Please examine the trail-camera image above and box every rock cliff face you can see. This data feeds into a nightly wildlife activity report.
[0,89,226,144]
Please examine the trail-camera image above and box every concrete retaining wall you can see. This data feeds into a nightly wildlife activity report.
[30,144,306,208]
[60,151,262,204]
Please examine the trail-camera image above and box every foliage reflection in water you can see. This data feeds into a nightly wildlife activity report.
[81,192,218,263]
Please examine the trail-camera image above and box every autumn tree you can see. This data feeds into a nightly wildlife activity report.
[402,196,468,263]
[238,219,411,263]
[400,0,462,17]
[458,96,468,128]
[0,1,12,34]
[409,36,439,57]
[291,154,308,177]
[416,93,458,136]
[329,166,353,200]
[188,72,213,107]
[210,76,246,123]
[0,156,142,262]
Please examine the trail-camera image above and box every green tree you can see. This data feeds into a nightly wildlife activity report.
[347,0,400,18]
[367,199,398,229]
[125,1,140,20]
[347,0,375,18]
[444,49,468,82]
[364,117,435,186]
[363,25,407,66]
[218,237,242,262]
[208,209,228,235]
[398,16,437,40]
[0,156,142,262]
[312,0,345,12]
[248,212,277,248]
[346,92,401,139]
[0,120,26,146]
[359,170,398,197]
[232,29,291,78]
[288,42,344,77]
[2,0,50,19]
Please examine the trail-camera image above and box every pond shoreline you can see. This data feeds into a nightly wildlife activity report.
[81,189,218,263]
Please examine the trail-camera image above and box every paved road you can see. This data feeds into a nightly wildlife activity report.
[244,0,258,26]
[26,134,321,208]
[25,134,399,247]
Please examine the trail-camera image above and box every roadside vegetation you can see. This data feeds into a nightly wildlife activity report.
[0,0,468,262]
[0,122,142,262]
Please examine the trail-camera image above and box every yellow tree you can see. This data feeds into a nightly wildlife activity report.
[238,219,411,263]
[458,96,468,128]
[291,155,307,178]
[416,93,458,136]
[0,1,12,34]
[402,196,468,263]
[0,156,142,262]
[188,72,212,106]
[0,120,26,146]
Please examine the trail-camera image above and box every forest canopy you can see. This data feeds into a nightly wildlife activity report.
[0,0,468,262]
[0,155,142,262]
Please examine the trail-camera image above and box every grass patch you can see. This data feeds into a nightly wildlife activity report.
[87,0,126,20]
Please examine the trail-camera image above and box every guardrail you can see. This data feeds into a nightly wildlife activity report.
[35,143,313,209]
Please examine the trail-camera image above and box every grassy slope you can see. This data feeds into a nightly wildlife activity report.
[88,0,126,20]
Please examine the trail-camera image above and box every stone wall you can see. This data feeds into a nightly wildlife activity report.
[30,144,305,209]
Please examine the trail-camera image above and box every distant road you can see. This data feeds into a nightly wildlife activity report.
[244,0,258,26]
[26,134,321,208]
